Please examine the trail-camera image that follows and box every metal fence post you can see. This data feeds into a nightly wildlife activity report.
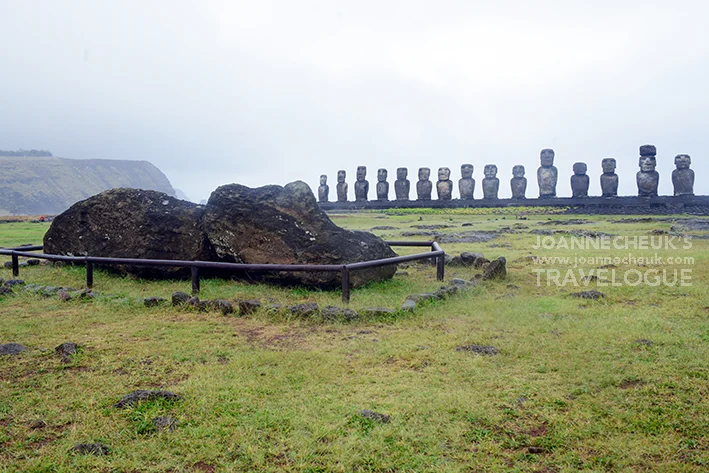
[86,260,94,289]
[11,253,19,278]
[341,266,350,303]
[191,266,200,295]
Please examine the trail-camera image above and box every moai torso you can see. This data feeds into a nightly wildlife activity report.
[336,170,348,202]
[600,158,618,197]
[637,145,659,197]
[537,149,558,198]
[417,168,432,200]
[436,167,453,200]
[482,165,499,199]
[458,164,475,200]
[570,162,590,198]
[376,168,389,201]
[394,167,410,200]
[317,175,329,203]
[672,154,694,196]
[510,165,527,199]
[354,166,369,201]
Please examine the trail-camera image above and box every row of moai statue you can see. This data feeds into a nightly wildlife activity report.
[317,146,695,202]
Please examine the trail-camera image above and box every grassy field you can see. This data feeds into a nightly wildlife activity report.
[1,210,709,472]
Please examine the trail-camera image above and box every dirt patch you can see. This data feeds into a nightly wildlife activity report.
[619,379,645,389]
[191,461,216,473]
[527,424,549,437]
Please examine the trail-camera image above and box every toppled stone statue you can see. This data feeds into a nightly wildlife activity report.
[637,145,659,197]
[672,154,694,196]
[376,168,389,201]
[458,164,475,200]
[354,166,369,201]
[482,164,499,200]
[394,167,410,200]
[417,167,432,200]
[510,165,527,199]
[336,170,348,202]
[600,158,618,197]
[436,167,453,200]
[318,174,329,202]
[571,162,590,198]
[537,149,558,198]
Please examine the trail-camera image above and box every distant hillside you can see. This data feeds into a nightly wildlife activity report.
[0,156,176,215]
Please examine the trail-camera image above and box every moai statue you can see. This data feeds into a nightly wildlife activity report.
[376,168,389,201]
[637,145,659,197]
[436,167,453,200]
[458,164,475,200]
[600,158,619,197]
[537,148,558,198]
[417,167,432,200]
[318,174,329,202]
[394,167,410,201]
[570,162,590,198]
[336,170,348,202]
[354,166,369,201]
[672,154,695,196]
[510,165,527,199]
[482,164,500,199]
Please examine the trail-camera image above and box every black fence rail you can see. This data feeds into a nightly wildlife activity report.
[0,241,445,303]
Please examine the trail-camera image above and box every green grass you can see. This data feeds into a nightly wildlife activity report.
[1,211,709,472]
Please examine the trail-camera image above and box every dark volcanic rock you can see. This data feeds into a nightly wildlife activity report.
[287,302,320,317]
[152,416,178,431]
[55,342,79,363]
[321,305,359,321]
[43,188,213,278]
[456,345,499,356]
[357,410,391,424]
[483,257,507,281]
[571,290,606,300]
[4,279,25,287]
[171,291,191,306]
[114,390,183,408]
[70,443,109,456]
[203,181,397,288]
[0,343,27,355]
[237,300,261,315]
[143,297,166,307]
[0,286,14,297]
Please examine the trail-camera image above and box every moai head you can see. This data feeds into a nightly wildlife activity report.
[602,158,617,174]
[438,167,451,181]
[540,149,555,167]
[377,168,388,182]
[418,167,430,181]
[484,164,498,179]
[337,170,346,183]
[573,162,587,175]
[356,166,367,181]
[675,154,691,170]
[639,156,657,172]
[397,167,408,180]
[513,165,525,178]
[319,174,327,186]
[461,164,474,179]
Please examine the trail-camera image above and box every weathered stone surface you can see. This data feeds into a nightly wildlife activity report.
[238,299,261,315]
[357,410,390,423]
[152,416,178,431]
[405,293,436,303]
[537,149,558,198]
[639,144,657,156]
[601,158,619,197]
[114,390,183,408]
[143,297,166,307]
[58,290,72,302]
[482,165,499,200]
[354,166,369,201]
[336,170,348,202]
[394,168,410,201]
[43,188,213,278]
[436,168,453,201]
[317,175,329,203]
[3,261,11,269]
[360,307,396,317]
[570,290,606,300]
[434,285,458,299]
[673,155,694,196]
[55,342,79,363]
[0,343,27,355]
[26,259,40,266]
[416,168,432,200]
[511,165,527,199]
[0,286,14,297]
[171,291,190,306]
[456,345,499,355]
[70,443,109,456]
[211,300,234,315]
[483,257,507,281]
[287,302,319,317]
[376,169,389,201]
[204,181,397,288]
[321,305,359,321]
[401,299,416,312]
[4,279,24,287]
[459,164,475,200]
[637,146,659,197]
[571,162,590,198]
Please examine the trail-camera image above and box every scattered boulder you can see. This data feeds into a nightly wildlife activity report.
[400,299,416,312]
[58,291,72,302]
[4,279,25,287]
[570,290,606,300]
[30,420,47,430]
[152,416,178,432]
[70,443,109,456]
[634,339,654,346]
[360,307,396,317]
[114,390,183,409]
[188,297,207,311]
[357,410,391,424]
[43,188,214,279]
[2,261,11,269]
[143,297,166,307]
[171,291,190,306]
[456,345,499,356]
[482,257,507,281]
[0,286,14,297]
[433,285,458,299]
[55,342,79,363]
[238,300,261,315]
[287,302,319,317]
[26,259,41,266]
[320,305,359,321]
[405,293,436,303]
[203,181,397,288]
[210,299,234,315]
[0,343,28,355]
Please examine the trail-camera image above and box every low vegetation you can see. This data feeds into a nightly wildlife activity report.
[1,211,708,472]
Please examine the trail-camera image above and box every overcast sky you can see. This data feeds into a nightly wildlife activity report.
[1,0,708,202]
